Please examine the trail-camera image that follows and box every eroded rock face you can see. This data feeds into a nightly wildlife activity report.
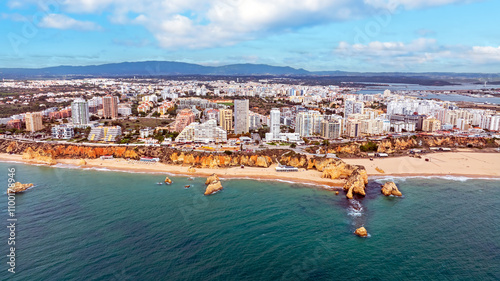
[381,181,402,197]
[354,227,368,237]
[343,168,367,199]
[205,174,223,195]
[22,147,56,165]
[164,177,172,184]
[7,182,34,193]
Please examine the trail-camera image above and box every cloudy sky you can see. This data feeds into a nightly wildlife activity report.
[1,0,499,72]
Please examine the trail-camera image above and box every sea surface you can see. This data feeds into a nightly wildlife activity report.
[357,83,500,104]
[1,162,499,281]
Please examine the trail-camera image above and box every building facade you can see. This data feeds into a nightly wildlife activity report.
[234,99,249,134]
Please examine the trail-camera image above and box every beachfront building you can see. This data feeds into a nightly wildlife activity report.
[422,117,442,132]
[320,119,341,139]
[71,98,90,125]
[295,110,322,137]
[265,108,281,142]
[51,124,74,139]
[88,126,122,142]
[234,99,249,134]
[174,108,196,133]
[25,112,43,132]
[175,119,227,143]
[103,95,119,119]
[219,109,233,132]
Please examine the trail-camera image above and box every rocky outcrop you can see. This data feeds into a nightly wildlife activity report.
[22,147,56,165]
[164,177,172,184]
[381,181,403,197]
[205,174,223,195]
[354,227,368,237]
[187,167,196,173]
[78,159,87,166]
[7,182,34,193]
[343,168,368,199]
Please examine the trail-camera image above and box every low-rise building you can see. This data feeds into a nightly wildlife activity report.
[88,126,122,142]
[51,124,74,139]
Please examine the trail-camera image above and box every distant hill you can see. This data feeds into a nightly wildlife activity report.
[0,61,309,78]
[0,61,498,84]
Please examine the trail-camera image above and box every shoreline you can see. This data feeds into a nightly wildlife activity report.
[1,152,499,188]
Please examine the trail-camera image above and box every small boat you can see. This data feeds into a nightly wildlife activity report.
[184,185,190,189]
[156,182,163,185]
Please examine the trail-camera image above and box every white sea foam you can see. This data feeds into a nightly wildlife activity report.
[347,199,363,217]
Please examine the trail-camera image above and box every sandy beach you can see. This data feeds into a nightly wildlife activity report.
[343,152,500,178]
[1,152,499,188]
[0,153,344,188]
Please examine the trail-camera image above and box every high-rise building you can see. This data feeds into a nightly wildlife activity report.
[219,109,233,132]
[71,98,90,125]
[295,110,322,137]
[234,99,249,134]
[320,119,341,139]
[344,98,355,117]
[25,112,43,132]
[270,108,281,140]
[103,95,118,119]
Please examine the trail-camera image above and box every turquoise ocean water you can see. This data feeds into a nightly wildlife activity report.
[0,162,499,280]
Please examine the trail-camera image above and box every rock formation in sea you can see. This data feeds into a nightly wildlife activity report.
[164,177,172,184]
[343,168,368,199]
[204,174,223,195]
[381,181,403,197]
[354,227,368,237]
[7,182,34,193]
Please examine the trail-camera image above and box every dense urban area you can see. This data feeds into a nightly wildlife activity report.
[1,77,499,158]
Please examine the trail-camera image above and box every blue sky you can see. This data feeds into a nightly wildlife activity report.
[1,0,499,72]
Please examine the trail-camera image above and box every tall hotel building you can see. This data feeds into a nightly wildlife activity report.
[234,100,249,134]
[103,95,119,119]
[71,98,90,125]
[25,112,43,132]
[219,109,233,132]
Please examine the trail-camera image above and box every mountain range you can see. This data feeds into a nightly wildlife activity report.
[0,61,499,82]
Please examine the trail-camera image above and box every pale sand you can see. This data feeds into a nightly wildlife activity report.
[343,152,500,178]
[1,152,499,189]
[0,153,344,189]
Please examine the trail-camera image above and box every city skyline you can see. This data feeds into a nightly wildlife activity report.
[1,0,499,72]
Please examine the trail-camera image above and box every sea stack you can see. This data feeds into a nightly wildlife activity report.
[164,177,172,184]
[7,182,34,193]
[354,227,368,237]
[343,168,367,199]
[204,174,223,195]
[381,182,403,197]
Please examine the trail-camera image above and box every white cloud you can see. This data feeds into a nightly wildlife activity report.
[39,14,102,31]
[46,0,479,49]
[470,46,500,63]
[336,38,438,56]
